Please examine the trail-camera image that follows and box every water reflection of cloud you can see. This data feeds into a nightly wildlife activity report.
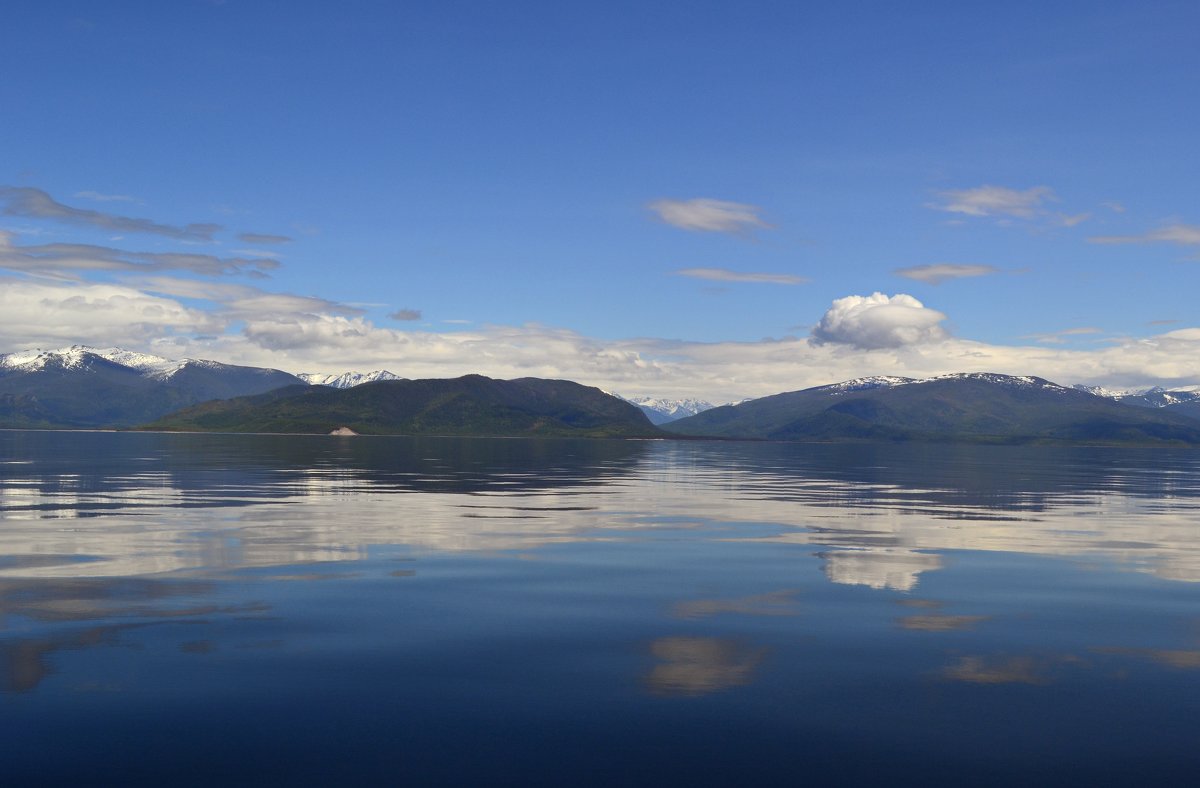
[645,637,765,696]
[941,655,1048,684]
[0,575,271,694]
[1,625,126,693]
[1092,646,1200,670]
[899,614,990,631]
[672,590,800,620]
[818,549,943,591]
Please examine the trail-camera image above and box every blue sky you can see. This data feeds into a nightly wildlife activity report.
[2,1,1199,400]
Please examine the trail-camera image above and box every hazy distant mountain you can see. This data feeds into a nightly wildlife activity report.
[0,346,304,428]
[298,370,405,388]
[144,375,663,437]
[665,373,1200,444]
[1074,384,1200,410]
[622,396,716,425]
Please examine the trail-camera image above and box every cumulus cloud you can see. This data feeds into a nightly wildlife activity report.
[1088,223,1200,246]
[0,186,220,241]
[648,198,769,235]
[810,292,949,349]
[237,232,292,244]
[389,309,422,321]
[893,263,999,284]
[0,233,277,277]
[674,267,806,285]
[933,185,1055,218]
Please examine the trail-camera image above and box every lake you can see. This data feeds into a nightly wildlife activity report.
[3,431,1200,785]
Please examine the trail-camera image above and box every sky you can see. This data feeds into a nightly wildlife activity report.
[2,0,1199,401]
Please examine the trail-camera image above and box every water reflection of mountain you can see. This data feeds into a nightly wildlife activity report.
[668,441,1200,588]
[674,441,1200,514]
[0,430,648,508]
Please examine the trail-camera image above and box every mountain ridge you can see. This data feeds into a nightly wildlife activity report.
[143,375,663,437]
[664,372,1200,445]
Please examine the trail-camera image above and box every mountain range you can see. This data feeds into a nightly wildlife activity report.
[4,346,1200,444]
[663,373,1200,445]
[0,346,303,428]
[621,396,716,425]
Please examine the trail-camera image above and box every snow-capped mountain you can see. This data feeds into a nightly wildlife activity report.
[664,372,1200,443]
[1074,384,1200,408]
[2,345,175,376]
[0,345,304,428]
[818,372,1076,395]
[621,396,716,425]
[298,370,405,389]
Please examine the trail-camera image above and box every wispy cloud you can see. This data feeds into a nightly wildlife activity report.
[674,267,806,285]
[1054,212,1091,227]
[389,309,422,321]
[1088,223,1200,246]
[237,232,292,244]
[933,185,1056,218]
[74,190,140,204]
[0,233,277,277]
[1021,326,1103,345]
[893,263,999,284]
[648,198,769,235]
[130,276,364,319]
[0,186,220,241]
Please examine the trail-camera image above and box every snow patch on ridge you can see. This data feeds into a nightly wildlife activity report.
[299,370,405,388]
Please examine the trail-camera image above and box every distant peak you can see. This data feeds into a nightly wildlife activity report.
[298,370,405,389]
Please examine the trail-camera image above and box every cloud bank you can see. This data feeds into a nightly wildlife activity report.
[2,276,1199,401]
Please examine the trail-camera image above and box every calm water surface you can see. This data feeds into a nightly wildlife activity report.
[3,431,1200,785]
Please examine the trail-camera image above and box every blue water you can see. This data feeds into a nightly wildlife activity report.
[2,431,1200,785]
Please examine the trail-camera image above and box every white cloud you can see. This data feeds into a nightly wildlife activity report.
[1089,223,1200,246]
[674,267,806,285]
[933,185,1055,218]
[893,264,999,284]
[648,198,769,234]
[810,292,949,349]
[0,278,220,349]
